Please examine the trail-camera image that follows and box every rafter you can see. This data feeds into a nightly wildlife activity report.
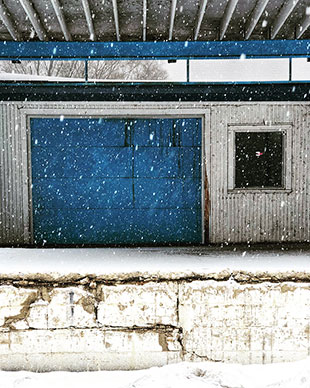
[18,0,47,41]
[51,0,71,41]
[271,0,300,39]
[143,0,147,41]
[0,0,21,41]
[245,0,269,40]
[169,0,177,41]
[81,0,96,41]
[194,0,209,40]
[296,8,310,39]
[112,0,120,41]
[220,0,239,40]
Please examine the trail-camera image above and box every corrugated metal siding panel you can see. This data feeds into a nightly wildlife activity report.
[0,103,29,245]
[210,103,310,243]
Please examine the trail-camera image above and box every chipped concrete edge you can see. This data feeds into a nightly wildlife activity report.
[0,269,310,286]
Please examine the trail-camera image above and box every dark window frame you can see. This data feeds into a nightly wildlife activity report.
[228,125,292,193]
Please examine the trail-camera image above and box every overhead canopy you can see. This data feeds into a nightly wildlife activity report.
[0,0,309,43]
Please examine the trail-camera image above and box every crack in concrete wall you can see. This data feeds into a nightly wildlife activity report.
[0,276,310,370]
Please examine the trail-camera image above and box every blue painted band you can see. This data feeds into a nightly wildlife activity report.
[0,40,310,60]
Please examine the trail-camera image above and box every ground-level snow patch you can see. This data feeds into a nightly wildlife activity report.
[1,359,310,388]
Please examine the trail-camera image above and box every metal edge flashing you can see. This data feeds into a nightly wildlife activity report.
[1,40,310,60]
[0,82,310,102]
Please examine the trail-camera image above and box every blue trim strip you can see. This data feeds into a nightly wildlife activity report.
[1,40,310,60]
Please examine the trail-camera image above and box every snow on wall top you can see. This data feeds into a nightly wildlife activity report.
[1,246,310,284]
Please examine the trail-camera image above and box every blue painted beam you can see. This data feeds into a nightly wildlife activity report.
[0,40,310,60]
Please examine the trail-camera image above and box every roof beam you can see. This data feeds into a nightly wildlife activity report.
[0,0,21,41]
[194,0,209,40]
[81,0,96,41]
[1,40,310,61]
[220,0,239,40]
[297,8,310,39]
[245,0,269,40]
[51,0,72,41]
[271,0,300,39]
[143,0,147,41]
[169,0,177,41]
[112,0,120,41]
[18,0,47,41]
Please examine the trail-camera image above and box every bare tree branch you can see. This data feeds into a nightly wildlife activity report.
[0,60,168,81]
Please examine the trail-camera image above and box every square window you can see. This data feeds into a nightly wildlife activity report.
[228,125,292,192]
[235,132,283,188]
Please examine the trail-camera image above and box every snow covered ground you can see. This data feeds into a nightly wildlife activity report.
[1,359,309,388]
[0,245,309,279]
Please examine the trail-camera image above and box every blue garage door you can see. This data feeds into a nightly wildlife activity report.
[31,117,202,245]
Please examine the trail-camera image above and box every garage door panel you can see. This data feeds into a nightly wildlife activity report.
[31,117,202,245]
[31,118,128,147]
[34,208,201,245]
[32,178,134,209]
[133,119,163,147]
[177,118,202,147]
[133,118,201,147]
[129,209,202,243]
[135,178,201,209]
[134,147,201,178]
[32,147,133,178]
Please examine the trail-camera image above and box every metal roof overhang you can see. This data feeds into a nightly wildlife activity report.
[1,0,310,95]
[0,0,310,43]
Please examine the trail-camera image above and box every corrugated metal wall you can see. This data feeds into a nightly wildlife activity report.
[0,103,29,245]
[0,102,309,245]
[209,103,310,243]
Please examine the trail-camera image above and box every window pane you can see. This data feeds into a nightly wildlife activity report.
[0,60,85,81]
[190,59,289,82]
[235,132,283,189]
[0,60,180,82]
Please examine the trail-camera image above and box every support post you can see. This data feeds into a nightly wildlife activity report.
[85,60,88,82]
[187,59,190,82]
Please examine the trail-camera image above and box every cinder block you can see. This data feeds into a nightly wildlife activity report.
[0,286,38,328]
[28,300,48,329]
[47,288,96,329]
[179,280,310,364]
[98,282,178,327]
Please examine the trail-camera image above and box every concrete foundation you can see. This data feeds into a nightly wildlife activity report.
[1,247,310,371]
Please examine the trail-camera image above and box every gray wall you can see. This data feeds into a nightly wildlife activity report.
[0,103,29,245]
[0,102,309,245]
[209,103,310,243]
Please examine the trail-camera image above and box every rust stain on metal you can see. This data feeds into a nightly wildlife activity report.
[204,169,210,243]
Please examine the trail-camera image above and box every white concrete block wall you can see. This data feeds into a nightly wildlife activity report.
[98,282,178,327]
[179,281,310,364]
[0,277,310,370]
